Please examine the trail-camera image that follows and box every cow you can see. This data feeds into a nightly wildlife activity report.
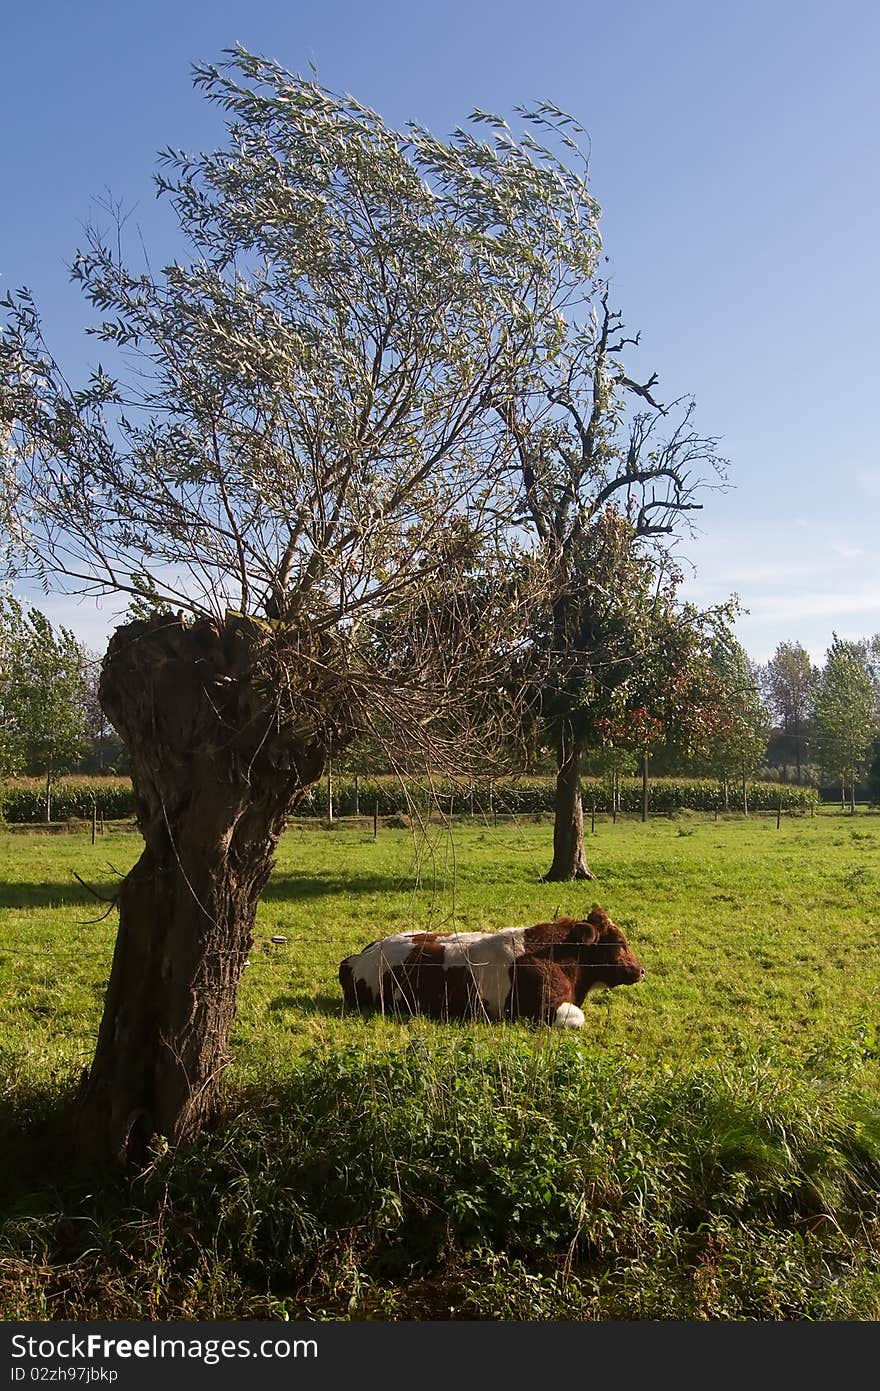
[338,905,644,1028]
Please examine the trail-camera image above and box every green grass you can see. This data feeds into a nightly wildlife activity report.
[4,809,878,1084]
[2,809,880,1319]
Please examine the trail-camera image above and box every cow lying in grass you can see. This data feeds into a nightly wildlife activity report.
[338,906,644,1027]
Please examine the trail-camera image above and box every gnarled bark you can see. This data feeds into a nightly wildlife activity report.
[75,614,332,1164]
[543,741,595,882]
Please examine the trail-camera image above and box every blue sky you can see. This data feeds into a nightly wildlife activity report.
[3,0,879,664]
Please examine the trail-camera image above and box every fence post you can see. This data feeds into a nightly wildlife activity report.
[776,793,782,830]
[591,801,595,835]
[327,759,333,824]
[354,773,360,817]
[91,799,97,845]
[373,798,379,841]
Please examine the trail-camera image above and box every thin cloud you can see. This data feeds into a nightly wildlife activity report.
[679,520,880,661]
[751,590,880,624]
[829,543,865,560]
[856,469,880,498]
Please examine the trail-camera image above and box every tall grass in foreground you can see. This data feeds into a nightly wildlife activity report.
[3,1037,880,1319]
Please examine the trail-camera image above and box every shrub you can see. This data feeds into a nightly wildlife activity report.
[0,772,818,824]
[0,776,136,823]
[300,775,818,818]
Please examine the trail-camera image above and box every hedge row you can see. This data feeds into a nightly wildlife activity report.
[301,774,819,817]
[0,777,136,824]
[0,773,818,823]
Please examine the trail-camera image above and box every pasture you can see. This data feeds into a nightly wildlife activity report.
[2,810,880,1319]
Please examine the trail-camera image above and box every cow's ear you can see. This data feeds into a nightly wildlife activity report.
[578,918,601,944]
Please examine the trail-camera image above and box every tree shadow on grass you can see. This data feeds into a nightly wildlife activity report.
[262,870,410,902]
[0,1081,96,1225]
[0,880,115,911]
[1,871,408,911]
[0,870,405,915]
[266,991,343,1017]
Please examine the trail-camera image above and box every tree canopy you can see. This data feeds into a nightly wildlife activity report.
[699,635,770,789]
[0,597,88,779]
[813,637,877,807]
[761,641,817,782]
[0,49,614,773]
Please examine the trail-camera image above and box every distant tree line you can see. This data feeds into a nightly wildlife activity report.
[572,633,880,812]
[759,636,880,808]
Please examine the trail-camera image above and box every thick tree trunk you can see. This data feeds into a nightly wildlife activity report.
[543,741,595,882]
[75,614,328,1165]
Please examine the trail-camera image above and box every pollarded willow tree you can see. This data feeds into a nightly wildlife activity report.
[0,49,603,1162]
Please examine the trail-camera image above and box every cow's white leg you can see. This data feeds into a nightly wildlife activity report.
[553,1002,585,1028]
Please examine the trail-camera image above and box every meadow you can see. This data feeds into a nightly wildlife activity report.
[2,809,880,1319]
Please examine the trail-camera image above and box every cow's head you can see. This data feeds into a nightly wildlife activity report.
[572,906,645,989]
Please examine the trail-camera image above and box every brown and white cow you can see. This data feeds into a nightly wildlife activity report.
[338,906,644,1027]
